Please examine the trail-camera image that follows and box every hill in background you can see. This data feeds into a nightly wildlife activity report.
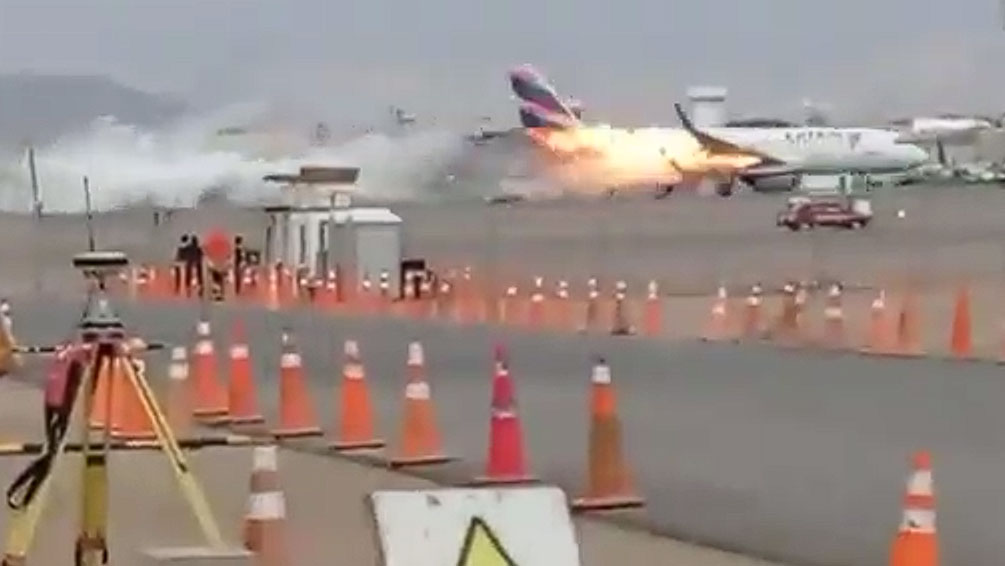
[0,72,186,147]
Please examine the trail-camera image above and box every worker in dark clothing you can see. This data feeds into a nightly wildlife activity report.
[189,235,205,298]
[174,234,190,295]
[233,235,246,295]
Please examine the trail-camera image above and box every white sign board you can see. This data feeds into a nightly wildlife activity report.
[370,486,581,566]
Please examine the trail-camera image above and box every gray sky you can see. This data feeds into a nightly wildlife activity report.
[2,0,1004,127]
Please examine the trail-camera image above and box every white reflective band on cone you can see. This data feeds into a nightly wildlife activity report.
[344,365,364,380]
[405,381,430,400]
[253,446,278,471]
[169,363,189,381]
[247,491,286,520]
[195,340,213,355]
[280,353,302,368]
[493,409,517,419]
[197,321,211,336]
[824,308,843,319]
[231,345,249,359]
[592,365,612,384]
[900,508,936,533]
[408,343,424,366]
[907,470,934,496]
[170,346,187,363]
[713,304,726,315]
[345,340,360,358]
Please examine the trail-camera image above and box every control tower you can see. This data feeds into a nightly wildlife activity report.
[686,86,728,128]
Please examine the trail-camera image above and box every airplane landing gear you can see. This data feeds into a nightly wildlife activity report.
[715,177,737,197]
[655,184,675,199]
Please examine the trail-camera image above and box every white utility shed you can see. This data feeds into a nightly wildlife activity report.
[264,205,404,296]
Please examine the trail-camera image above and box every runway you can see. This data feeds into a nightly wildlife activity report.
[5,185,1005,565]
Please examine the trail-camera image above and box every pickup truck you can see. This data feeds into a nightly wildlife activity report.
[776,197,873,231]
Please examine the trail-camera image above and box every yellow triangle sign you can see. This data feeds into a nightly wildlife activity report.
[455,516,517,566]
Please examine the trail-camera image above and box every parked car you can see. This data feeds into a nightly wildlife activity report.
[776,196,873,231]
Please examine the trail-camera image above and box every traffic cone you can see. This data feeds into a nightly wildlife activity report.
[89,354,125,433]
[701,284,731,341]
[580,278,600,333]
[527,276,545,328]
[642,280,662,337]
[949,283,972,359]
[473,345,536,485]
[572,357,644,511]
[821,283,846,349]
[889,451,938,566]
[112,354,156,441]
[165,346,193,439]
[389,341,453,467]
[243,445,289,566]
[191,319,229,424]
[551,280,572,331]
[863,289,895,354]
[271,330,322,438]
[611,281,634,335]
[330,340,385,451]
[228,320,264,426]
[742,283,764,339]
[0,299,22,374]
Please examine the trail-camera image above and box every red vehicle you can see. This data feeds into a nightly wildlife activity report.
[776,196,873,231]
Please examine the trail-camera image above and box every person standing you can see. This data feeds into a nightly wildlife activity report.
[174,234,190,296]
[233,235,246,296]
[189,235,205,298]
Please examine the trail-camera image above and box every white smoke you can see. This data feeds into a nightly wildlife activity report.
[0,106,468,213]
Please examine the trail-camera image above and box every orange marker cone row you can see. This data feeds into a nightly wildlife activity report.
[330,340,385,451]
[572,357,644,511]
[473,345,536,485]
[191,320,229,424]
[243,445,289,566]
[112,351,156,441]
[228,320,264,426]
[271,330,323,438]
[389,341,453,467]
[890,451,938,566]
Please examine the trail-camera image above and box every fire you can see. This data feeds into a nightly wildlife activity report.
[526,126,761,191]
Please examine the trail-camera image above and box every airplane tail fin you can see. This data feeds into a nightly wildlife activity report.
[509,65,582,129]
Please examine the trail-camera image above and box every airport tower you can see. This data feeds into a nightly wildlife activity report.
[686,86,728,128]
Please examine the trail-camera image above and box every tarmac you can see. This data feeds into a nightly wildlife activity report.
[4,185,1005,566]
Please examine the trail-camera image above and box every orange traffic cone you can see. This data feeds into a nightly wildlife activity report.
[330,340,385,451]
[949,283,972,359]
[388,341,453,467]
[243,445,289,566]
[890,451,938,566]
[165,346,193,439]
[863,289,895,354]
[572,357,644,511]
[473,345,536,485]
[89,353,124,432]
[642,280,662,337]
[821,283,846,349]
[191,319,229,424]
[527,276,545,328]
[228,320,264,426]
[742,283,764,339]
[701,284,731,342]
[112,354,156,441]
[271,330,322,438]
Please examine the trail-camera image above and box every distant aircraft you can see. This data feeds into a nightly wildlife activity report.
[890,115,995,143]
[501,64,930,197]
[390,106,417,127]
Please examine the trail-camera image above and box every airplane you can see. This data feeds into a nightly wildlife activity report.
[501,64,930,197]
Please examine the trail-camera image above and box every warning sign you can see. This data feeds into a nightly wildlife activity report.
[455,517,517,566]
[370,486,580,566]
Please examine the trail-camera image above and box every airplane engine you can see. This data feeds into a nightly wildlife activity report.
[740,174,798,193]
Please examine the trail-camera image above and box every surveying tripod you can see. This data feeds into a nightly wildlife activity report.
[1,251,226,566]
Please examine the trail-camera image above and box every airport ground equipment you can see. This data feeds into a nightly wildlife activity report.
[1,250,228,566]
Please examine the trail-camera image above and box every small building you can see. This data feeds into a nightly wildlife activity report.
[263,205,403,295]
[686,86,728,128]
[261,165,405,297]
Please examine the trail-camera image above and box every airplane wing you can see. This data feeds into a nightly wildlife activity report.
[673,103,786,165]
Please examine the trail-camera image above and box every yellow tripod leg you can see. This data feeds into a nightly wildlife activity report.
[77,354,109,566]
[120,351,224,547]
